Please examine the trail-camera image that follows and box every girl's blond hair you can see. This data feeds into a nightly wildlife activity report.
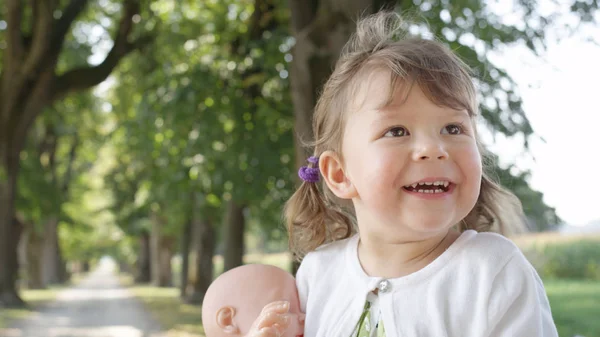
[285,11,525,260]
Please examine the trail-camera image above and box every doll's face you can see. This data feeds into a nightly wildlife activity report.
[231,274,304,336]
[202,264,305,337]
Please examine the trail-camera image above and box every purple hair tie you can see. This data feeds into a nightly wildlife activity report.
[298,156,320,183]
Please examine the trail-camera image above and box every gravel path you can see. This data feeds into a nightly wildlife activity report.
[1,259,164,337]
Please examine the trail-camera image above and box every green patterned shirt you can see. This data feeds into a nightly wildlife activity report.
[352,300,386,337]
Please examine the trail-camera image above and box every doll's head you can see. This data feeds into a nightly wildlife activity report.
[202,264,304,337]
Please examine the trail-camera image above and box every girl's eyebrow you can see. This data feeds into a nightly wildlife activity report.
[450,109,469,117]
[374,107,469,118]
[371,109,401,123]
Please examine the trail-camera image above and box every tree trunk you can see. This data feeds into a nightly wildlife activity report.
[179,219,193,298]
[289,0,398,165]
[9,217,24,297]
[135,232,151,283]
[288,0,399,275]
[187,218,215,305]
[23,227,45,289]
[150,216,173,287]
[41,217,61,286]
[56,237,69,284]
[223,200,245,272]
[150,220,161,286]
[0,140,26,307]
[157,238,173,287]
[0,58,38,304]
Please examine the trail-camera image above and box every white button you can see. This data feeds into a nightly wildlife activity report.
[378,279,391,293]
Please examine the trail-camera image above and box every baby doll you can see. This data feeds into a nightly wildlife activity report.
[202,264,305,337]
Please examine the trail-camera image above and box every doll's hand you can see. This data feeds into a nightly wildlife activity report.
[245,301,291,337]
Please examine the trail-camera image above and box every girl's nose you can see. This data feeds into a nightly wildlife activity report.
[412,137,449,161]
[416,150,448,161]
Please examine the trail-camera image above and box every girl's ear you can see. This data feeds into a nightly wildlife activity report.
[216,307,240,334]
[319,150,357,199]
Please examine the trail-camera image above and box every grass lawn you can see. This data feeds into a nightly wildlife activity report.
[0,286,64,329]
[209,252,292,278]
[545,279,600,337]
[120,275,205,337]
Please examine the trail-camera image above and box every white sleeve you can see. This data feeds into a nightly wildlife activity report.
[295,254,313,313]
[486,252,559,337]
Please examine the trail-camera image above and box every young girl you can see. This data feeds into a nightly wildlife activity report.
[285,11,558,337]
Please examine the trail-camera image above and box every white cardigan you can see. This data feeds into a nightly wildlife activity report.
[296,230,558,337]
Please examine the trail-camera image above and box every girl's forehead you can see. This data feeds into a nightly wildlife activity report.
[347,69,416,114]
[346,67,473,118]
[347,69,403,113]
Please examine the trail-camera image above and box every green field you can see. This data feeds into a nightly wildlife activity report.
[127,284,205,337]
[545,279,600,337]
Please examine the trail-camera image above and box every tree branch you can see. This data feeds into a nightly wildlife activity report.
[22,0,58,81]
[5,0,24,62]
[1,0,24,126]
[3,0,57,137]
[28,0,38,50]
[51,0,151,101]
[289,0,319,33]
[49,0,90,60]
[22,0,89,82]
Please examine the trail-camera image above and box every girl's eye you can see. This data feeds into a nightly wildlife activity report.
[384,126,409,137]
[442,123,464,135]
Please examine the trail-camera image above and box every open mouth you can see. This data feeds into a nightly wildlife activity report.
[402,180,453,194]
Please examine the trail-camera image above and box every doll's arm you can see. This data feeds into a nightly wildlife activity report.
[245,301,292,337]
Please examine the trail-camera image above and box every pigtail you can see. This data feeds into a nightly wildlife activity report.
[285,166,354,261]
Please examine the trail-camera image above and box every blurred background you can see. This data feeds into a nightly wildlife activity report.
[0,0,599,336]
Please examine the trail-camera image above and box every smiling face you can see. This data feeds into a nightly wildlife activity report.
[322,70,482,241]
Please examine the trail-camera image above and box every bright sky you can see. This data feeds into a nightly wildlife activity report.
[484,13,600,226]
